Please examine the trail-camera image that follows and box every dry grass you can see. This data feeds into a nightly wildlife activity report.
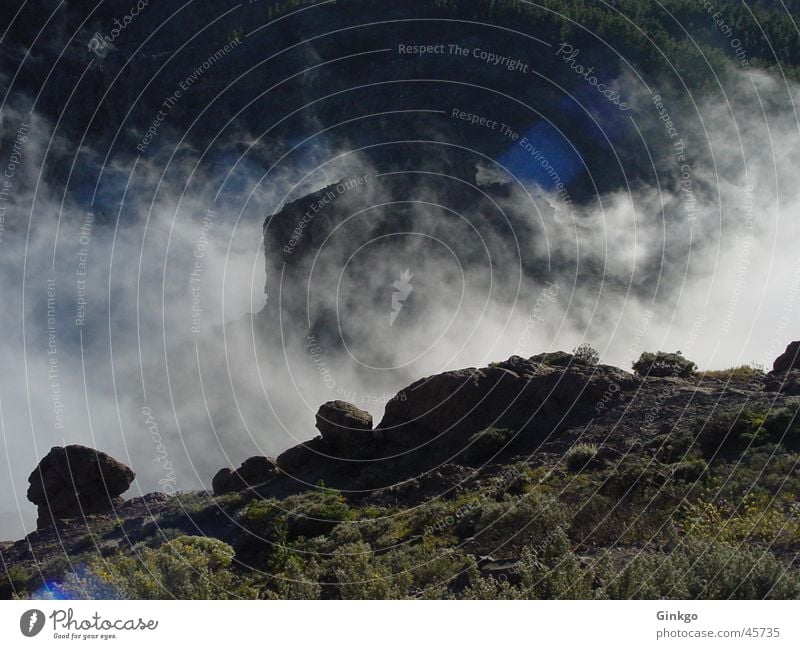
[701,364,765,379]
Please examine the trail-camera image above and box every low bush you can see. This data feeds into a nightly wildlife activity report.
[285,488,354,539]
[605,540,800,599]
[564,443,599,472]
[0,565,31,598]
[572,343,600,366]
[669,457,708,483]
[465,491,569,554]
[465,538,800,599]
[681,496,800,546]
[702,364,765,379]
[462,427,513,465]
[53,536,256,599]
[632,351,697,377]
[698,407,800,458]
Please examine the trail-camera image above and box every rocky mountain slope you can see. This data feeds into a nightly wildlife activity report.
[3,347,800,599]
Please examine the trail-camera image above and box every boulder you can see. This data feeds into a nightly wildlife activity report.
[773,341,800,372]
[315,401,373,450]
[211,468,240,495]
[238,456,277,483]
[211,456,278,495]
[378,355,638,446]
[27,445,135,529]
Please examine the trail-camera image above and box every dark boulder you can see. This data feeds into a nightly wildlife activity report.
[238,456,277,483]
[211,456,278,495]
[27,445,135,529]
[211,468,239,495]
[315,401,373,451]
[773,341,800,373]
[378,355,638,448]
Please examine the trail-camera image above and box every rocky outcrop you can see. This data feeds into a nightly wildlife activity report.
[773,341,800,373]
[27,445,135,529]
[212,456,278,495]
[232,356,642,493]
[378,355,638,445]
[315,401,374,451]
[764,369,800,395]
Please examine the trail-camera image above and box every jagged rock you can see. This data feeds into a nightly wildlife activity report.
[26,445,135,529]
[212,456,278,495]
[773,341,800,372]
[315,401,373,450]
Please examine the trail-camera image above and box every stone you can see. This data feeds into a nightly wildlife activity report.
[211,468,240,496]
[315,401,373,450]
[378,355,638,445]
[212,456,278,495]
[773,341,800,373]
[26,445,135,529]
[763,369,800,395]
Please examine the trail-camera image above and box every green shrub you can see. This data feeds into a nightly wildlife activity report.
[669,457,708,483]
[515,529,594,598]
[632,351,697,377]
[156,492,217,528]
[462,428,513,465]
[260,554,322,600]
[462,536,800,599]
[331,541,412,599]
[602,456,668,498]
[698,407,800,458]
[462,530,593,599]
[243,488,355,541]
[55,536,256,599]
[284,488,354,539]
[599,539,800,599]
[0,565,31,598]
[681,496,800,546]
[465,492,569,554]
[645,431,695,463]
[572,343,600,366]
[240,498,286,541]
[564,443,598,472]
[138,526,188,548]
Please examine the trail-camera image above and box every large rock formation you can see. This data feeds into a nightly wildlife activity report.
[378,354,638,444]
[773,341,800,372]
[267,355,639,490]
[212,456,278,495]
[26,445,135,529]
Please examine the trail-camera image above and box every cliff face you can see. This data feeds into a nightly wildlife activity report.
[261,172,551,303]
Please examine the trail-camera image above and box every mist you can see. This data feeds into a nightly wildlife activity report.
[1,48,799,541]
